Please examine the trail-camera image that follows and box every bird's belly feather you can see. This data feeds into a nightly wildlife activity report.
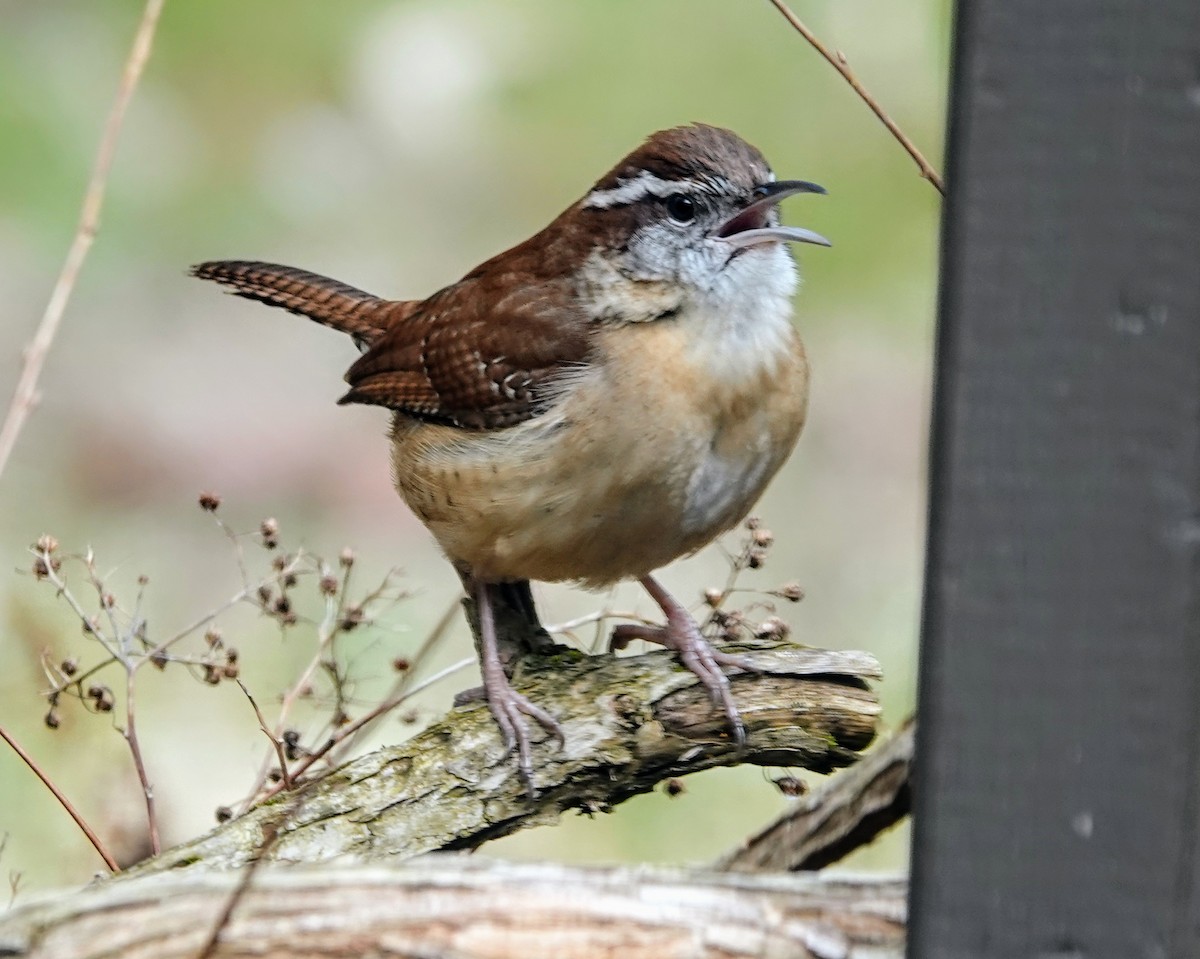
[390,319,808,586]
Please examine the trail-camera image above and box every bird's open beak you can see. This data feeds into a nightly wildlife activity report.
[715,180,831,248]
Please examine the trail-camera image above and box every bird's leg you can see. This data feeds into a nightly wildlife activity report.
[495,579,558,657]
[455,569,558,672]
[475,577,565,795]
[613,573,754,746]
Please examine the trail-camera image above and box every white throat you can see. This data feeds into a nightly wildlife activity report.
[684,241,799,380]
[579,239,801,380]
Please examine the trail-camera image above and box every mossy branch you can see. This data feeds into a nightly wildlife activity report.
[117,641,880,877]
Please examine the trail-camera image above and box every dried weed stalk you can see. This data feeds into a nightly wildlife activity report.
[21,493,465,866]
[0,0,165,481]
[12,501,808,876]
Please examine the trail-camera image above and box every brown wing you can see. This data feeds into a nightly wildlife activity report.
[340,274,592,430]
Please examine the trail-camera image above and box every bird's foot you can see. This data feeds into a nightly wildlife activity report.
[616,575,757,747]
[473,577,564,797]
[483,668,565,797]
[611,622,753,671]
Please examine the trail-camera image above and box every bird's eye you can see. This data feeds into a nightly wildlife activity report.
[665,193,697,224]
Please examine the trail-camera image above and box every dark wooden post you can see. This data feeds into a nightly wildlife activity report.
[908,1,1200,957]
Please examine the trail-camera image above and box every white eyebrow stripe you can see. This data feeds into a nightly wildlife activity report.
[582,172,685,209]
[585,171,743,210]
[582,170,743,210]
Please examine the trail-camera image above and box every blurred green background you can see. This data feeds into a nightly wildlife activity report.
[0,0,947,892]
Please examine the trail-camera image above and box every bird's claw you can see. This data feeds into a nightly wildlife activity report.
[484,679,564,797]
[622,576,760,747]
[668,615,748,747]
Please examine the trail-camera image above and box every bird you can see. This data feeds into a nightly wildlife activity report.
[191,123,829,792]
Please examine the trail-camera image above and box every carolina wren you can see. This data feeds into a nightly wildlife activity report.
[192,124,829,791]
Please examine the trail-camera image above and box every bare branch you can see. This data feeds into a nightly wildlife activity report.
[0,724,119,873]
[116,643,880,876]
[765,0,945,194]
[322,596,460,764]
[0,0,166,480]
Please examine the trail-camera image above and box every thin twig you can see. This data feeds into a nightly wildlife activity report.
[329,596,459,761]
[39,547,168,853]
[239,567,407,810]
[209,513,252,590]
[279,594,339,721]
[325,657,475,754]
[545,609,657,636]
[141,551,305,662]
[0,723,119,872]
[765,0,945,194]
[37,549,123,663]
[84,550,125,656]
[0,0,166,481]
[123,670,160,855]
[256,656,473,804]
[38,532,300,685]
[42,648,117,701]
[236,681,293,790]
[195,816,285,959]
[235,591,340,811]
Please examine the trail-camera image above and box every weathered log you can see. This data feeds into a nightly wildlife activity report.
[0,858,906,959]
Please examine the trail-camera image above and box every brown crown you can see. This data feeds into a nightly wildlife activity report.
[591,124,771,196]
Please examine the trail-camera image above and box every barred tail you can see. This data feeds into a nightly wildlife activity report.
[190,260,392,346]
